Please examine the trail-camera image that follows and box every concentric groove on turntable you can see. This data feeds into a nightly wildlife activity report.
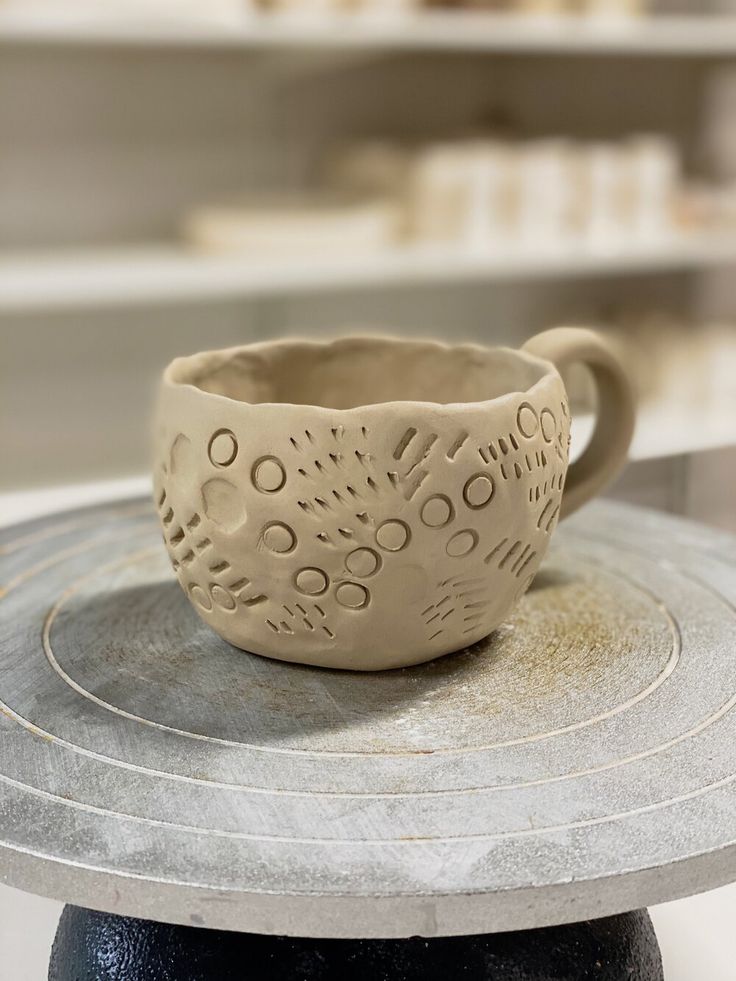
[0,498,734,936]
[36,539,684,758]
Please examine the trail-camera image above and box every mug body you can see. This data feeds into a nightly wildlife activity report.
[154,337,570,670]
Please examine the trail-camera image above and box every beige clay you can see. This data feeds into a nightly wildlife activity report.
[154,330,635,670]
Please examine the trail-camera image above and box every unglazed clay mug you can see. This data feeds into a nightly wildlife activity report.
[154,331,634,671]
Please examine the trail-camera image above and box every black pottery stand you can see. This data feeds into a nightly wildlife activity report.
[50,906,663,980]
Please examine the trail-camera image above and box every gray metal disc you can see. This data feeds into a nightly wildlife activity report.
[0,497,734,937]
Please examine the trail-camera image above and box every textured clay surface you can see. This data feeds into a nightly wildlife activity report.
[155,333,636,670]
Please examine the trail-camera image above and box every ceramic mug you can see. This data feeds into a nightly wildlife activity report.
[154,330,634,671]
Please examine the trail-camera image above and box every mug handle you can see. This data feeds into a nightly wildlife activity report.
[522,326,636,520]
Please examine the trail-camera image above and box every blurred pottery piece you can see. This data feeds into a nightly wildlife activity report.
[516,139,580,245]
[581,143,630,246]
[353,0,420,14]
[407,140,515,248]
[183,193,400,256]
[423,0,509,9]
[155,330,634,671]
[672,180,716,232]
[582,0,646,16]
[326,141,412,200]
[623,136,679,240]
[256,0,339,14]
[515,0,569,14]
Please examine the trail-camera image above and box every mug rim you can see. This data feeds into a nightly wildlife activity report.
[162,334,558,414]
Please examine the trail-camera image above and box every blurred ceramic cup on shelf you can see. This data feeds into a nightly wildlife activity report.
[423,0,510,9]
[580,0,647,17]
[580,143,630,247]
[516,139,581,246]
[182,192,401,257]
[154,329,635,671]
[325,141,412,202]
[407,140,515,249]
[623,136,680,241]
[256,0,340,15]
[514,0,570,14]
[675,180,721,233]
[352,0,421,16]
[325,142,412,237]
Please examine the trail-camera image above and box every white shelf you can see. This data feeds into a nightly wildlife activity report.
[2,233,736,313]
[3,11,736,57]
[573,401,736,462]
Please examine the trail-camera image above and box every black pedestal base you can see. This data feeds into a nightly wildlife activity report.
[49,905,664,980]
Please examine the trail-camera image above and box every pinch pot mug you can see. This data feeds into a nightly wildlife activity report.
[154,331,634,671]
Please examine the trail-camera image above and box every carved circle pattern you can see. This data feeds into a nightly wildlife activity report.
[207,429,239,468]
[516,403,540,439]
[188,583,212,611]
[295,568,330,596]
[446,529,479,558]
[420,495,454,529]
[345,548,381,578]
[463,474,495,510]
[262,522,297,554]
[161,401,571,666]
[540,409,557,444]
[375,520,411,552]
[252,456,287,494]
[335,582,370,610]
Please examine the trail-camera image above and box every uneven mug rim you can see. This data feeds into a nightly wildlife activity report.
[162,334,558,414]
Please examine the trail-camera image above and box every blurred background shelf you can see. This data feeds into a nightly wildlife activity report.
[2,0,736,538]
[575,403,736,462]
[4,11,736,57]
[4,233,736,312]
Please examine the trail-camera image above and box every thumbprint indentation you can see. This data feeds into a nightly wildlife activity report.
[201,479,246,532]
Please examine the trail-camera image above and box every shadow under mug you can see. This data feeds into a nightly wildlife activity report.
[154,329,635,670]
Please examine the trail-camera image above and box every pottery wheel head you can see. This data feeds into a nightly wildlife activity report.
[0,499,734,937]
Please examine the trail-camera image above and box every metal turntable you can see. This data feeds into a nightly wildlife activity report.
[1,498,734,978]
